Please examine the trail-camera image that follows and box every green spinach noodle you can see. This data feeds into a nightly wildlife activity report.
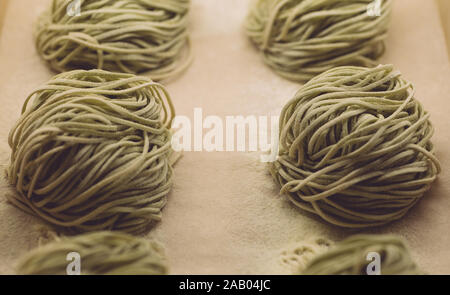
[35,0,192,80]
[270,65,441,228]
[7,69,175,234]
[16,231,168,275]
[245,0,392,82]
[301,234,422,275]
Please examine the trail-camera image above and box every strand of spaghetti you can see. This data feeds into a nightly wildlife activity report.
[270,65,441,228]
[16,231,168,275]
[301,234,422,275]
[245,0,392,82]
[7,69,175,235]
[35,0,192,81]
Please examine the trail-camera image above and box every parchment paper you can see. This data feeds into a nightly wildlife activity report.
[437,0,450,56]
[0,0,449,274]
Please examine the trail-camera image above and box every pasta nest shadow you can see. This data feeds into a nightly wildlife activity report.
[16,231,168,275]
[301,234,422,275]
[35,0,192,80]
[7,69,175,235]
[245,0,392,82]
[270,64,441,228]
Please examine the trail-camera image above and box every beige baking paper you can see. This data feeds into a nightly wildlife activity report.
[0,0,449,274]
[437,0,450,57]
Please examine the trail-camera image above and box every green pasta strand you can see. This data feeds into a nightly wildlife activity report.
[16,231,168,275]
[270,65,441,228]
[7,69,175,235]
[245,0,392,82]
[35,0,192,80]
[301,234,422,275]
